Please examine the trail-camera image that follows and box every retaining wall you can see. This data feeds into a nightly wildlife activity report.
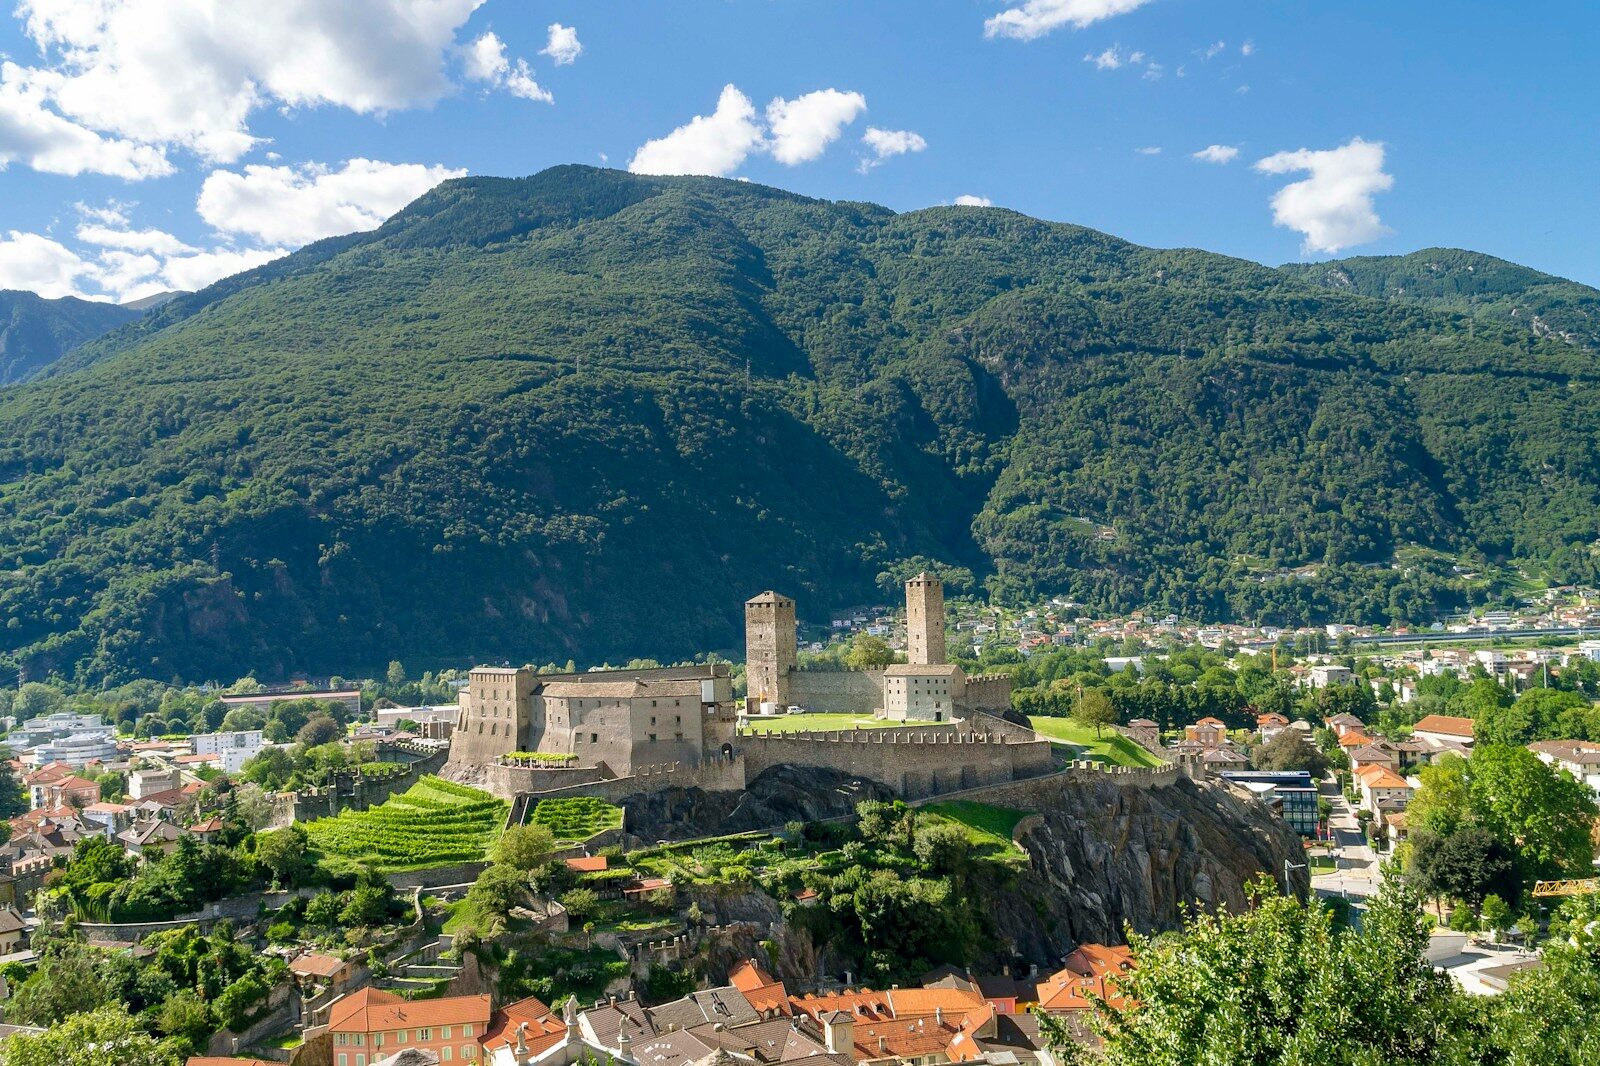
[907,759,1183,812]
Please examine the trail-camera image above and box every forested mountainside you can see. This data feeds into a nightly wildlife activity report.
[4,165,1600,683]
[1279,248,1600,351]
[0,290,138,386]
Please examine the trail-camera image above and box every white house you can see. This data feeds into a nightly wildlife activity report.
[1528,740,1600,800]
[190,729,264,774]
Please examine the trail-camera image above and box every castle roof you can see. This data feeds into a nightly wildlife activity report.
[882,664,964,678]
[541,678,705,700]
[746,591,794,606]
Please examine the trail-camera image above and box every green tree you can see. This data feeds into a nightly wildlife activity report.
[1064,873,1480,1065]
[295,713,343,747]
[1072,686,1118,738]
[0,759,28,819]
[0,1004,177,1066]
[558,886,600,923]
[386,660,407,686]
[844,633,895,671]
[156,990,213,1054]
[492,823,557,873]
[1479,893,1512,935]
[1408,827,1520,909]
[8,944,115,1025]
[1250,731,1330,776]
[1406,755,1472,837]
[12,681,64,721]
[254,824,311,888]
[1467,744,1598,879]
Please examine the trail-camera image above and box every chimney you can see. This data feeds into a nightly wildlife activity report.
[877,1036,887,1054]
[935,1007,943,1026]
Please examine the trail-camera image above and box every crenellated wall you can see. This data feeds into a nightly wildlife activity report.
[739,725,1054,799]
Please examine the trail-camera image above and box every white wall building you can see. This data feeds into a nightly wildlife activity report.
[27,731,117,768]
[190,729,264,773]
[9,712,109,747]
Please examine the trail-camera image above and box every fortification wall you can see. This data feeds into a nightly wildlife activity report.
[484,762,605,799]
[739,727,1054,799]
[788,669,885,714]
[961,674,1014,713]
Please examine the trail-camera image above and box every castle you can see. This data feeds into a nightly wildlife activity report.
[446,574,1043,802]
[745,572,1013,722]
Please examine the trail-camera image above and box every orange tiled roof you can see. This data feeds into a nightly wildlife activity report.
[1337,731,1374,748]
[564,855,608,873]
[947,1003,997,1063]
[1412,714,1474,739]
[884,987,986,1019]
[1357,766,1410,790]
[328,987,491,1032]
[849,1016,958,1061]
[730,959,790,1016]
[482,995,565,1055]
[791,990,893,1022]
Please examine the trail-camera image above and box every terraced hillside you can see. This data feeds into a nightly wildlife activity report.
[305,775,507,872]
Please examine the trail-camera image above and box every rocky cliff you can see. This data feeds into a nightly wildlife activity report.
[994,773,1308,958]
[621,766,1308,972]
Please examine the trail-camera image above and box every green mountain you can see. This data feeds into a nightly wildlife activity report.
[1279,248,1600,351]
[4,165,1600,683]
[0,290,138,386]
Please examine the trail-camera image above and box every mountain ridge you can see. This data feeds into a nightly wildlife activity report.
[3,165,1599,683]
[0,289,139,386]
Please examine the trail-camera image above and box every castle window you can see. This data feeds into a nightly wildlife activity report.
[591,733,598,743]
[648,734,657,742]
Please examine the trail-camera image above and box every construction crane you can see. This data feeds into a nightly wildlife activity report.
[1532,878,1600,898]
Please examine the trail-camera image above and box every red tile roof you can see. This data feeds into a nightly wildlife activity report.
[328,987,492,1033]
[564,855,608,873]
[1412,714,1474,739]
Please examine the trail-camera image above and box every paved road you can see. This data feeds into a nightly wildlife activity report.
[1311,791,1383,901]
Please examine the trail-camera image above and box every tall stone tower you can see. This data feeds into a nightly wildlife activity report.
[745,591,797,707]
[905,572,946,666]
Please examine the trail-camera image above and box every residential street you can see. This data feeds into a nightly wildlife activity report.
[1312,790,1384,901]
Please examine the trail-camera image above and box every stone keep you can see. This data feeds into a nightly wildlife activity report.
[905,572,946,666]
[744,591,796,707]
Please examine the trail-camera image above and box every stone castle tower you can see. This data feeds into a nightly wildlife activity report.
[905,572,946,666]
[745,591,797,707]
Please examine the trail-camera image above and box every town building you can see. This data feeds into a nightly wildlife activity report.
[1217,770,1319,836]
[24,731,117,768]
[190,729,264,773]
[1528,740,1600,799]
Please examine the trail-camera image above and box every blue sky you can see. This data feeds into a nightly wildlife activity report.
[1,0,1595,302]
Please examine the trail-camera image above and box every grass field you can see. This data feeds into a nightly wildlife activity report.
[921,800,1029,860]
[304,775,507,872]
[1027,716,1166,768]
[739,712,936,733]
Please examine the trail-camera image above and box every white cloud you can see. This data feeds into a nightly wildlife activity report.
[463,32,552,103]
[953,195,993,207]
[0,230,93,298]
[629,85,765,176]
[197,158,466,245]
[75,223,196,256]
[1201,40,1225,60]
[1083,46,1160,76]
[541,23,582,65]
[1241,40,1256,56]
[766,89,867,165]
[1255,137,1394,254]
[1134,146,1162,155]
[12,0,485,162]
[985,0,1157,41]
[0,62,171,178]
[1192,144,1239,164]
[156,246,286,294]
[859,127,927,171]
